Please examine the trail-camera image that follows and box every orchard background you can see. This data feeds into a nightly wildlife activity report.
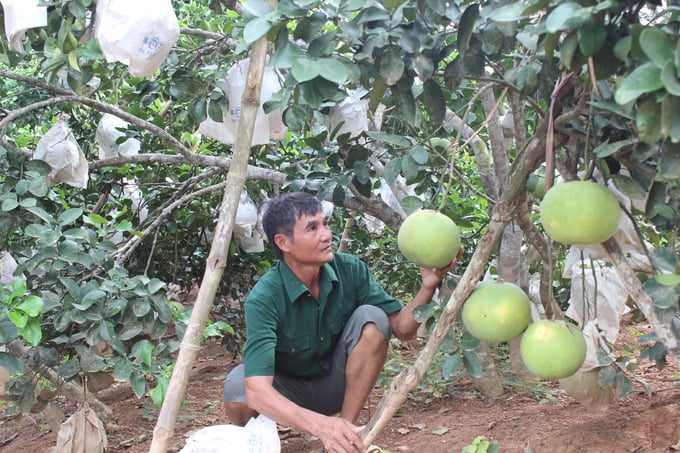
[0,0,679,451]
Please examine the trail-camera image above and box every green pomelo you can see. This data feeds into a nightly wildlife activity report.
[540,181,620,245]
[397,210,460,268]
[520,320,587,379]
[461,281,532,343]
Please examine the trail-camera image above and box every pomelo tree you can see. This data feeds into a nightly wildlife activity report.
[0,0,678,449]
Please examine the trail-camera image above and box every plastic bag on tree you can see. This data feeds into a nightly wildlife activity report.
[179,415,280,453]
[234,191,265,253]
[329,94,369,140]
[0,0,47,53]
[95,113,141,160]
[0,251,18,285]
[33,117,89,189]
[199,59,286,146]
[95,0,179,77]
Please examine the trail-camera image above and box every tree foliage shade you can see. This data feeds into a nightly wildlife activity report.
[0,0,678,443]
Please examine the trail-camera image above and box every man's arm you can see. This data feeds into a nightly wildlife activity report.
[389,248,462,340]
[245,376,365,453]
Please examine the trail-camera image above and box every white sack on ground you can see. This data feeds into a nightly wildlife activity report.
[33,118,89,189]
[95,0,179,77]
[95,113,141,159]
[179,415,280,453]
[0,0,47,53]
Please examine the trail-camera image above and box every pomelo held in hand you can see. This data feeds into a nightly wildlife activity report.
[520,320,587,379]
[461,281,532,343]
[397,209,460,268]
[540,180,620,245]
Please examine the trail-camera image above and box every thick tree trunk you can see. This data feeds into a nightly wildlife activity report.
[148,2,276,450]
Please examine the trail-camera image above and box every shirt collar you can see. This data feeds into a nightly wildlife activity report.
[278,255,339,303]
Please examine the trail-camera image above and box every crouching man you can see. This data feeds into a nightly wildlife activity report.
[224,192,458,453]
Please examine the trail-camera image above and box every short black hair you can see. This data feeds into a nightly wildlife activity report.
[261,192,324,259]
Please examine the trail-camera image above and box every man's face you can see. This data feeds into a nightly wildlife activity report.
[278,210,333,266]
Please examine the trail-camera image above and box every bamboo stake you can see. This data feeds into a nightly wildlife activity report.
[148,1,276,449]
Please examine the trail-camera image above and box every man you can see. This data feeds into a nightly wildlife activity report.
[223,192,459,453]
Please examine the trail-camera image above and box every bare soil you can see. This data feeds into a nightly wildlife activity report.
[1,314,679,453]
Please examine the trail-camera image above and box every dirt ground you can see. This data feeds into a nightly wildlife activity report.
[1,314,679,453]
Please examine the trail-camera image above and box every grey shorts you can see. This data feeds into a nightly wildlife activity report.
[223,305,391,415]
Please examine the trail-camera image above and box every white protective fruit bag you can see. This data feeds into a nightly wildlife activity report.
[179,415,280,453]
[199,58,287,146]
[95,0,179,77]
[0,0,47,53]
[33,117,89,189]
[95,113,141,160]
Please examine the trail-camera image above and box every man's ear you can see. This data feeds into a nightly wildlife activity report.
[274,233,290,253]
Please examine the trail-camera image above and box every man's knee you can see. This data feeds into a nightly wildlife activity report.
[223,364,247,404]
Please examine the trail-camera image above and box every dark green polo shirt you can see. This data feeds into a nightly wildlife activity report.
[242,252,403,378]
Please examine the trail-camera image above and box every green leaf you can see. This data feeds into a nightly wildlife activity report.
[75,344,106,373]
[76,289,106,310]
[8,310,28,329]
[243,16,274,43]
[242,0,273,17]
[421,79,446,127]
[319,58,349,84]
[401,196,423,211]
[1,198,18,211]
[291,57,322,82]
[58,208,83,226]
[636,97,663,144]
[0,352,24,374]
[132,299,152,317]
[640,28,674,68]
[408,146,429,165]
[384,158,402,184]
[578,20,607,57]
[650,247,678,274]
[25,206,54,224]
[463,350,482,378]
[18,318,42,347]
[133,339,154,368]
[113,359,133,381]
[481,2,529,22]
[442,353,463,378]
[379,49,405,86]
[615,63,663,105]
[656,274,680,286]
[118,320,143,341]
[594,139,634,158]
[365,131,411,148]
[662,94,680,143]
[17,295,43,317]
[610,174,647,200]
[656,147,680,181]
[545,3,590,33]
[130,372,147,398]
[661,62,680,96]
[149,376,168,406]
[457,4,480,55]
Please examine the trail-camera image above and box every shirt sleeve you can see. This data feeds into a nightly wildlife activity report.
[242,292,279,378]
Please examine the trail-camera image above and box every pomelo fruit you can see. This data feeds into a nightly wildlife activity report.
[461,281,532,343]
[520,319,587,379]
[539,180,620,245]
[397,209,460,268]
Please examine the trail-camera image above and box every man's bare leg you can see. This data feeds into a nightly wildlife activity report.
[224,401,258,426]
[340,322,389,423]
